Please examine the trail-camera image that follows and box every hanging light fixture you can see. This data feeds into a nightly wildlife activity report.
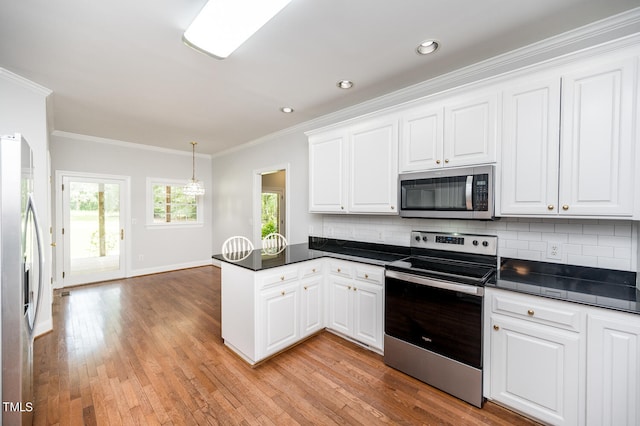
[184,141,205,196]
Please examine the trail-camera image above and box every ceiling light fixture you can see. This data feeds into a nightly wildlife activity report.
[184,141,205,196]
[416,39,439,55]
[183,0,293,59]
[336,80,354,89]
[280,106,294,113]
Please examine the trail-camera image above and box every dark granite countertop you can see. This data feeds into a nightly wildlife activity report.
[211,237,409,271]
[491,258,640,315]
[212,238,640,315]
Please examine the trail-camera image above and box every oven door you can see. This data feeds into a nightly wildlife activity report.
[385,270,483,369]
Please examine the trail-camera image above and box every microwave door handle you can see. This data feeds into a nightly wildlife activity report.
[465,175,473,210]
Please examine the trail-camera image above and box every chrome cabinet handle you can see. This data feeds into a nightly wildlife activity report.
[562,205,569,211]
[547,205,554,210]
[527,309,534,316]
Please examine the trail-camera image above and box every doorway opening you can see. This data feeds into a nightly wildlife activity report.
[254,165,289,246]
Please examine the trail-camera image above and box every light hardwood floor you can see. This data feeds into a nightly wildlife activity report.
[34,266,539,425]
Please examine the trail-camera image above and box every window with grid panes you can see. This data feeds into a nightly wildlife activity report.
[150,181,201,225]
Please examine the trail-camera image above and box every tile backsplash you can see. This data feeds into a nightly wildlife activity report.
[317,215,638,272]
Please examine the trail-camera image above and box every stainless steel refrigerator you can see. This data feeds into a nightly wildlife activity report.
[1,133,44,425]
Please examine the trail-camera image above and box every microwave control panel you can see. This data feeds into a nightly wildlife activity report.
[473,174,489,211]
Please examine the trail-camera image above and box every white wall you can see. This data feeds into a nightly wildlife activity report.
[211,131,321,252]
[50,131,213,279]
[0,69,54,336]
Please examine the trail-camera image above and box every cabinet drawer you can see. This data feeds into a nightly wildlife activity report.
[260,268,298,288]
[300,262,322,278]
[355,266,383,285]
[328,261,353,278]
[491,291,582,332]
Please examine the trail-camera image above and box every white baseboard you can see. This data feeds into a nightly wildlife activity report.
[129,259,213,278]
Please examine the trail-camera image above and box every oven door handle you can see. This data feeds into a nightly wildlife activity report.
[385,270,484,296]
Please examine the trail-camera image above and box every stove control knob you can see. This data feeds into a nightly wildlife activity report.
[422,236,428,242]
[414,235,421,242]
[472,240,479,246]
[482,241,489,247]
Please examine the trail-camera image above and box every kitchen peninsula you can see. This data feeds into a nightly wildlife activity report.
[212,238,408,365]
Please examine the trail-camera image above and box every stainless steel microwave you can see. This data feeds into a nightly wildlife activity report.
[399,165,495,219]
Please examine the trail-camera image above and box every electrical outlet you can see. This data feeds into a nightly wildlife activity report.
[546,242,562,260]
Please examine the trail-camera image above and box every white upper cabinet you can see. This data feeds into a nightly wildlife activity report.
[399,89,498,172]
[399,102,443,172]
[500,54,637,218]
[444,91,498,168]
[500,75,561,215]
[308,129,348,213]
[308,115,399,214]
[348,118,398,213]
[559,57,636,217]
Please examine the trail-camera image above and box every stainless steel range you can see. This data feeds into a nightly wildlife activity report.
[384,231,498,408]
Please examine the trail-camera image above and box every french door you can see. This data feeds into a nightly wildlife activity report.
[59,173,128,287]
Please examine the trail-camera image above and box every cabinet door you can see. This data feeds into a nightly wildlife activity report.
[327,275,353,336]
[586,312,640,426]
[352,280,383,351]
[559,57,636,216]
[300,276,323,338]
[500,77,561,215]
[399,104,444,171]
[308,130,348,213]
[258,282,299,359]
[490,315,582,426]
[348,117,399,214]
[444,91,498,167]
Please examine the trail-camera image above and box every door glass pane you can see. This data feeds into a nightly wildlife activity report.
[261,192,280,237]
[69,182,120,275]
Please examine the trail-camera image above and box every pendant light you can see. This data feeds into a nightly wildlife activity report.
[184,141,205,196]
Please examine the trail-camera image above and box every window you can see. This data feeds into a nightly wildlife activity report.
[148,179,202,226]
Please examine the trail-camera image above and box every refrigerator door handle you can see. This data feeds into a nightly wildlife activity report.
[25,193,44,339]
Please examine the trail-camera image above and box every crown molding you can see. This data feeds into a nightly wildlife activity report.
[51,130,211,159]
[0,67,52,97]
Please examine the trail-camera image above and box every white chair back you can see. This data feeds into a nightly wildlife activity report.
[221,236,254,261]
[262,233,288,254]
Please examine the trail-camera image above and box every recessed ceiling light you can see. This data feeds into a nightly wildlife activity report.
[416,40,439,55]
[337,80,354,89]
[280,106,294,113]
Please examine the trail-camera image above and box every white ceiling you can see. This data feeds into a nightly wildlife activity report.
[1,0,639,155]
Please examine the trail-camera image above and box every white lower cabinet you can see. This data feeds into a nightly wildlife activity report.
[486,288,640,426]
[300,273,324,338]
[486,289,585,425]
[222,257,385,364]
[326,260,384,352]
[586,309,640,426]
[258,281,299,359]
[221,260,323,365]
